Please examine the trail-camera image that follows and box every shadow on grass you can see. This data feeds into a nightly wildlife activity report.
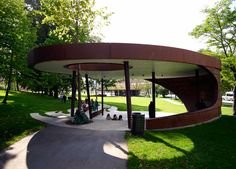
[127,115,236,169]
[144,132,189,155]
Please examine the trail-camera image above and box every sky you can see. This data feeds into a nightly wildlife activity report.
[96,0,218,52]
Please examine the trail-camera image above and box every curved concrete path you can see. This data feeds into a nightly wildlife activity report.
[0,125,128,169]
[29,105,173,131]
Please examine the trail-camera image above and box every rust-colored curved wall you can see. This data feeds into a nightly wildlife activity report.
[146,66,221,130]
[146,106,221,130]
[152,74,217,112]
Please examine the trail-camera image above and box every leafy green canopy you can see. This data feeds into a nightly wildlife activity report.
[35,0,111,44]
[0,0,36,79]
[0,0,36,103]
[24,0,113,96]
[190,0,236,92]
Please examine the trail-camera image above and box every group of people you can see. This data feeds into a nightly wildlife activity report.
[81,98,99,112]
[60,95,99,111]
[106,113,123,120]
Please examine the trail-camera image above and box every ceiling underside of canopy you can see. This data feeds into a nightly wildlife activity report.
[34,59,207,80]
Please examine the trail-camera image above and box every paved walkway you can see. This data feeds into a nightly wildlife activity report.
[0,126,128,169]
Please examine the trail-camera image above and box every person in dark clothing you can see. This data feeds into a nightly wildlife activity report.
[112,114,118,120]
[196,99,206,109]
[148,101,155,118]
[63,95,66,103]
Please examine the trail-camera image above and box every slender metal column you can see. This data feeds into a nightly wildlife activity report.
[195,70,200,102]
[71,71,76,117]
[124,61,132,129]
[152,72,156,113]
[85,74,92,119]
[77,69,81,115]
[101,78,104,115]
[95,80,98,111]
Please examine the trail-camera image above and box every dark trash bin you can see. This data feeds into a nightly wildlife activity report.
[132,112,145,136]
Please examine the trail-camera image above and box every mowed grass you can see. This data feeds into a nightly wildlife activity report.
[0,90,70,150]
[127,103,235,169]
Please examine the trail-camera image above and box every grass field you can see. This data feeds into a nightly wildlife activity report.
[0,90,235,169]
[100,96,187,114]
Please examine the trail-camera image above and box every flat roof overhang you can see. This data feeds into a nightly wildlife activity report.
[28,43,220,79]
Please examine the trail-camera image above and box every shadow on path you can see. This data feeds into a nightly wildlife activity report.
[26,125,127,169]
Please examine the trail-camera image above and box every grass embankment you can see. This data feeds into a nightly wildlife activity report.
[0,90,70,150]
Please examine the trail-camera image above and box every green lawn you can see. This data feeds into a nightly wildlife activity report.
[93,96,187,114]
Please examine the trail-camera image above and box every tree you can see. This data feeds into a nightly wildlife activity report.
[0,0,36,104]
[190,0,236,114]
[158,86,169,98]
[97,79,116,91]
[35,0,111,44]
[24,0,112,97]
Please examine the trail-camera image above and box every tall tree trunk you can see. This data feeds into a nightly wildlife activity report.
[2,53,13,104]
[233,85,236,116]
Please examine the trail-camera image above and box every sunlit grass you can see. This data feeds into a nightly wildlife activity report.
[127,132,194,160]
[93,96,187,114]
[221,106,233,116]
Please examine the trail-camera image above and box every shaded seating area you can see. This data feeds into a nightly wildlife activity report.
[28,43,221,130]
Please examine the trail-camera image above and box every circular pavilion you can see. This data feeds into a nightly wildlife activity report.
[28,43,221,130]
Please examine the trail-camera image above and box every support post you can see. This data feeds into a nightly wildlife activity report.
[195,70,200,103]
[71,71,76,117]
[85,74,92,119]
[101,78,104,115]
[124,61,132,129]
[77,69,81,115]
[95,80,98,111]
[152,72,156,113]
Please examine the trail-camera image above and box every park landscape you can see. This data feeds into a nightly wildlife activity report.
[0,89,235,168]
[1,0,236,168]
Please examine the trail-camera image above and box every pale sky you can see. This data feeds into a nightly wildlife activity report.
[96,0,218,52]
